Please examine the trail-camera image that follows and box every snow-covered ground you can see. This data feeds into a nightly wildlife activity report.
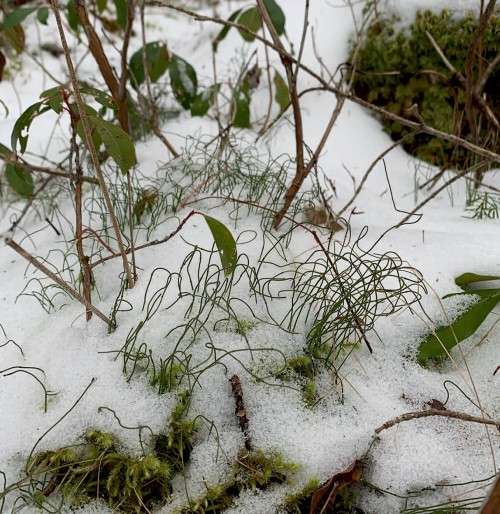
[0,1,498,513]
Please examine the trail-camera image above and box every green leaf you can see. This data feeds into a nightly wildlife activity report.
[263,0,286,35]
[3,25,25,53]
[36,7,49,25]
[79,84,115,110]
[169,54,198,109]
[2,7,37,29]
[232,89,251,128]
[190,84,220,117]
[237,8,262,42]
[273,70,289,112]
[443,289,500,301]
[212,8,242,51]
[66,0,79,32]
[417,293,500,366]
[87,115,136,174]
[11,102,51,153]
[129,42,170,89]
[203,215,237,275]
[5,162,34,198]
[97,0,108,13]
[455,272,500,288]
[113,0,127,30]
[40,87,64,114]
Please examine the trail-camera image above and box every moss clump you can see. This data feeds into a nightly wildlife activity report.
[154,391,197,470]
[283,478,320,513]
[352,9,500,172]
[176,449,298,513]
[27,393,197,513]
[28,430,172,513]
[276,354,318,407]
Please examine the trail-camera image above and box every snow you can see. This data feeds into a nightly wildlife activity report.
[1,1,499,513]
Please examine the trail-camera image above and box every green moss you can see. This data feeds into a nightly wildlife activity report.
[28,430,172,513]
[275,354,318,407]
[352,9,500,171]
[27,393,197,513]
[176,449,298,513]
[283,478,320,513]
[154,391,197,471]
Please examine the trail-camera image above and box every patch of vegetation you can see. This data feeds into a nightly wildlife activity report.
[176,449,298,513]
[28,430,172,513]
[352,9,500,172]
[24,392,197,513]
[276,354,318,407]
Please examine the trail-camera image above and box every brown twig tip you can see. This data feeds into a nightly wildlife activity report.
[375,408,500,434]
[229,374,252,451]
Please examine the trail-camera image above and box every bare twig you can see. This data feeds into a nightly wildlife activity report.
[5,238,112,326]
[229,374,252,451]
[255,0,306,229]
[50,0,134,288]
[375,408,500,434]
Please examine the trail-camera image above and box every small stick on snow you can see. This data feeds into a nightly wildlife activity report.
[375,409,500,434]
[229,374,252,451]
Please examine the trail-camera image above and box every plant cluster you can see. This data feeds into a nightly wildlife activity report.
[352,9,500,174]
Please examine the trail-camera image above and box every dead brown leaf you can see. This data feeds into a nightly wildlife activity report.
[309,460,363,514]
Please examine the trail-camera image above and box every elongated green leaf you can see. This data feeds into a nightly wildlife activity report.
[203,215,237,275]
[237,8,262,42]
[232,89,251,128]
[443,289,500,301]
[113,0,127,29]
[2,7,37,29]
[36,7,49,25]
[263,0,286,35]
[87,115,136,174]
[129,42,169,89]
[5,162,34,198]
[169,54,197,109]
[66,0,79,32]
[273,70,289,112]
[213,8,242,51]
[11,102,51,153]
[190,84,220,117]
[455,272,500,288]
[417,293,500,366]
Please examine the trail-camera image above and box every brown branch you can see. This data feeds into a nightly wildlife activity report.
[481,474,500,514]
[5,238,112,327]
[255,0,306,230]
[90,210,198,269]
[375,408,500,434]
[50,0,134,288]
[74,0,129,131]
[69,106,93,321]
[229,374,252,451]
[2,158,99,185]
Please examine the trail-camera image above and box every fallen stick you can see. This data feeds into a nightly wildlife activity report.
[375,408,500,434]
[229,374,252,451]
